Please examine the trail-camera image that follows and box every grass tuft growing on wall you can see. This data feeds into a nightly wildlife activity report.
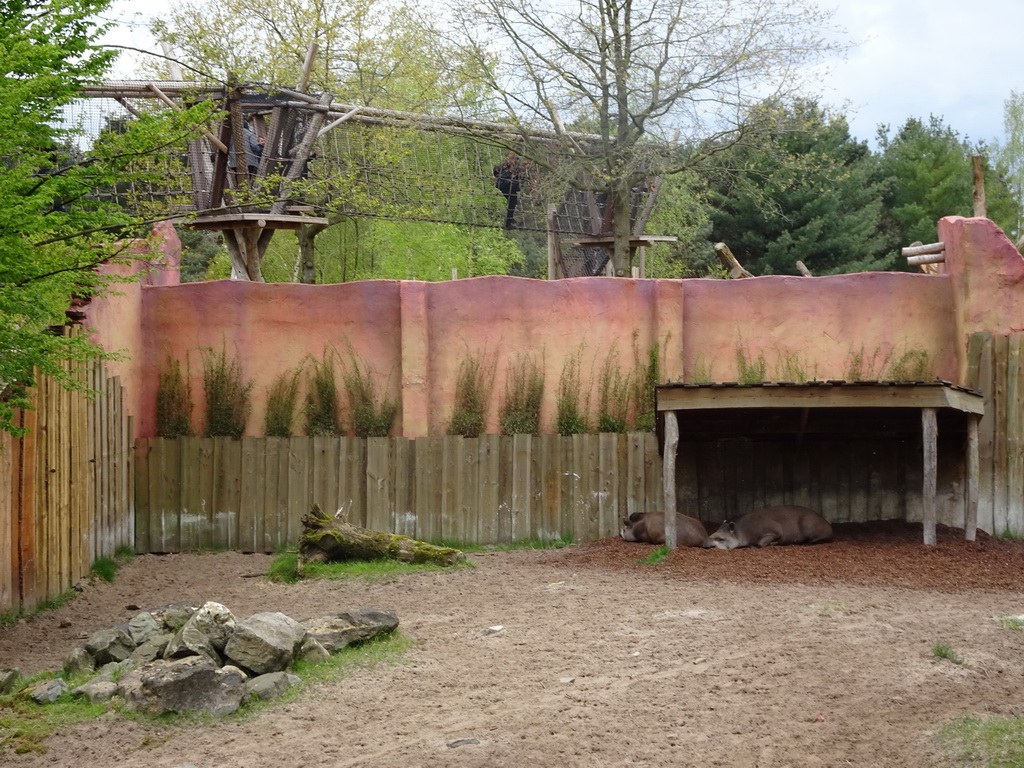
[305,350,342,437]
[596,348,631,433]
[556,347,590,435]
[201,344,252,439]
[448,352,495,438]
[264,366,303,438]
[342,353,397,438]
[500,352,545,435]
[155,353,192,438]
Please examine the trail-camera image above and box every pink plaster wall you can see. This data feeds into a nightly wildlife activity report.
[81,216,1024,440]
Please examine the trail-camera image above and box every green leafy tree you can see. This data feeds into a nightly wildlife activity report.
[0,0,211,436]
[877,116,1018,252]
[448,0,843,275]
[707,100,890,275]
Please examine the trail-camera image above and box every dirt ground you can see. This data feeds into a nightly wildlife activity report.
[3,520,1024,768]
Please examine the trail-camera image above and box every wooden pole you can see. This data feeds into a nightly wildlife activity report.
[714,242,753,279]
[662,411,679,550]
[547,204,558,280]
[972,155,987,218]
[966,415,979,541]
[922,407,938,545]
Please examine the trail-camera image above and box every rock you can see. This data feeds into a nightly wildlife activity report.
[148,601,202,634]
[132,632,172,663]
[72,679,119,703]
[164,602,236,663]
[296,636,330,665]
[127,611,162,645]
[0,668,20,695]
[93,659,136,682]
[301,609,399,653]
[27,678,68,704]
[224,612,307,675]
[63,646,95,677]
[243,671,300,703]
[118,657,246,716]
[85,627,135,666]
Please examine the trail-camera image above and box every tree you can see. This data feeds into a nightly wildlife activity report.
[447,0,842,275]
[878,116,1019,251]
[993,91,1024,244]
[0,0,212,436]
[706,100,890,275]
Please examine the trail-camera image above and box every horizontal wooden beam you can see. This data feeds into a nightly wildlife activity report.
[656,383,985,415]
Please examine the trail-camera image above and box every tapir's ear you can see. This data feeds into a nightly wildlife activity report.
[727,521,736,533]
[621,518,629,527]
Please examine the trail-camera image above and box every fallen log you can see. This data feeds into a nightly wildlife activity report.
[298,504,467,567]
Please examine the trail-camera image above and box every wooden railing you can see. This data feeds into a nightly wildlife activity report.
[135,432,663,552]
[1,355,133,613]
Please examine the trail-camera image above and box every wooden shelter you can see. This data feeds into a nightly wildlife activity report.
[655,381,985,547]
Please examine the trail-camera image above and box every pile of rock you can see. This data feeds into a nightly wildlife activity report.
[4,602,399,717]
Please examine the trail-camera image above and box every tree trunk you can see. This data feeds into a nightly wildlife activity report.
[297,222,328,284]
[298,504,466,566]
[611,181,632,276]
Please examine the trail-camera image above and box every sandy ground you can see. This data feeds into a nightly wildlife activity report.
[2,521,1024,767]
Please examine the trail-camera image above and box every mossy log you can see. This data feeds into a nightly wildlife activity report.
[298,504,466,567]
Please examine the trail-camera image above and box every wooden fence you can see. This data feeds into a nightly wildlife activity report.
[135,432,663,552]
[967,331,1024,536]
[1,355,134,614]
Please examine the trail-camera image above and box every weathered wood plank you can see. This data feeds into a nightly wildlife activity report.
[461,437,480,545]
[645,432,664,513]
[393,437,415,537]
[993,333,1009,534]
[366,437,392,533]
[478,435,500,544]
[922,408,938,545]
[238,437,260,552]
[286,437,312,546]
[180,438,203,551]
[597,433,618,539]
[19,404,38,610]
[967,332,995,534]
[0,430,14,611]
[539,434,561,541]
[1006,334,1024,534]
[509,434,531,542]
[262,437,284,551]
[662,412,679,549]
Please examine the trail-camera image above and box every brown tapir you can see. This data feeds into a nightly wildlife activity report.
[701,505,833,549]
[620,511,708,548]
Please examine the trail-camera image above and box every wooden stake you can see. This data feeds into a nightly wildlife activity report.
[662,412,679,550]
[972,155,987,218]
[922,407,937,546]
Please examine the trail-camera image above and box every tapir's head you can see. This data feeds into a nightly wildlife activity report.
[702,520,740,549]
[619,512,646,542]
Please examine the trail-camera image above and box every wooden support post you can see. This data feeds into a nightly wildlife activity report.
[662,411,679,550]
[547,204,558,280]
[966,415,980,541]
[714,242,753,278]
[922,407,937,545]
[972,155,987,218]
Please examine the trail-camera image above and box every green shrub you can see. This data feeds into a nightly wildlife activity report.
[596,348,630,433]
[343,355,397,437]
[736,346,767,384]
[264,367,302,438]
[201,344,252,438]
[631,332,661,432]
[305,351,342,436]
[448,353,494,438]
[155,354,192,438]
[500,353,544,435]
[556,347,590,435]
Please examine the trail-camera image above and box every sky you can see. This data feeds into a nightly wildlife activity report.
[98,0,1024,149]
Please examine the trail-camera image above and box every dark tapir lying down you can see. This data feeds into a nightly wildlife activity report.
[702,505,833,549]
[620,511,708,548]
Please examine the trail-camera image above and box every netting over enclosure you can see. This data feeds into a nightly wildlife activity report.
[67,84,654,239]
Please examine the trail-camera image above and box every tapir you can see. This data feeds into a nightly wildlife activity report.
[620,511,708,548]
[701,505,833,549]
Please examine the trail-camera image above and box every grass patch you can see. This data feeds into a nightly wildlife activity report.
[933,714,1024,767]
[266,551,474,584]
[1,588,80,628]
[639,545,669,565]
[998,615,1024,630]
[556,346,590,435]
[0,691,109,755]
[932,642,964,665]
[155,352,192,438]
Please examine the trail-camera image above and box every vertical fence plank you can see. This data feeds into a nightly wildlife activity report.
[180,438,203,551]
[440,436,462,543]
[366,437,393,533]
[597,433,618,539]
[19,404,38,611]
[626,433,645,520]
[461,437,480,545]
[477,435,500,544]
[238,437,261,552]
[196,437,215,551]
[287,437,312,545]
[393,437,415,537]
[1006,334,1024,534]
[0,430,13,611]
[510,434,531,542]
[993,334,1010,534]
[538,434,561,540]
[262,437,284,551]
[967,332,995,534]
[134,438,151,553]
